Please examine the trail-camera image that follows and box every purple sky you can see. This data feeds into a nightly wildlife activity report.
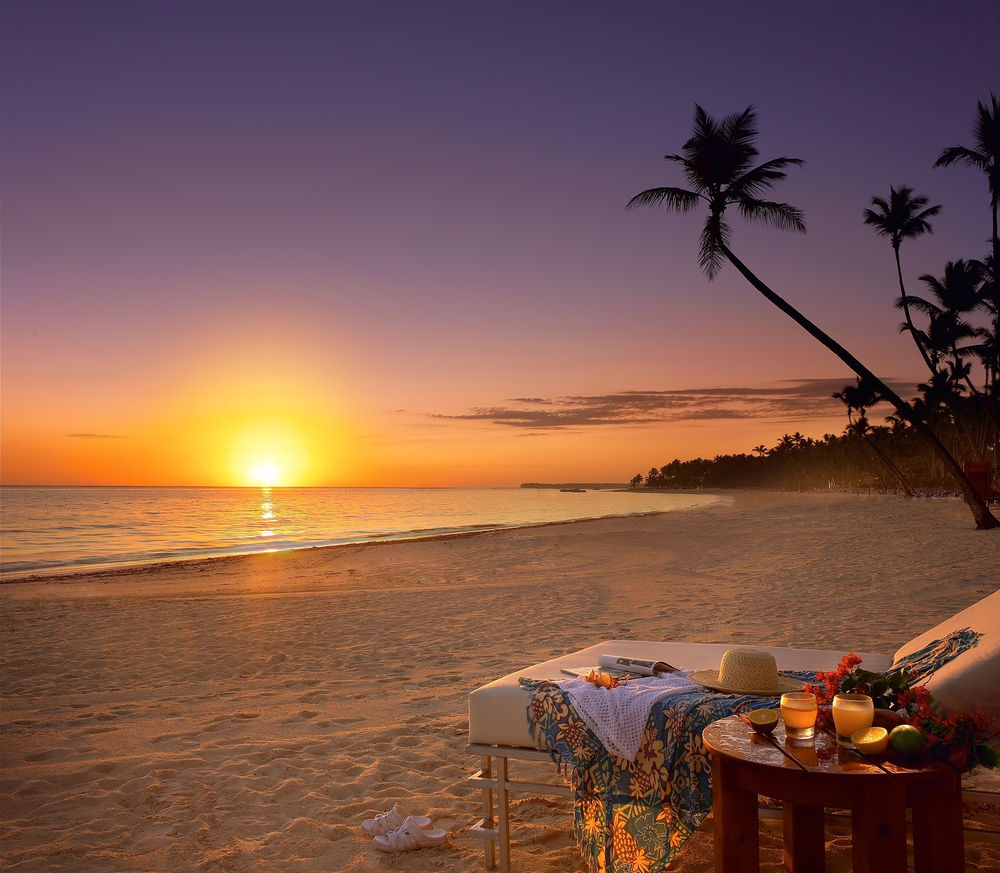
[2,1,998,485]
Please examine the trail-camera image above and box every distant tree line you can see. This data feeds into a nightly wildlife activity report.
[629,420,990,495]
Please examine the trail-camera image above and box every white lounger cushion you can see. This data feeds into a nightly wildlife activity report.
[893,589,1000,715]
[468,639,891,749]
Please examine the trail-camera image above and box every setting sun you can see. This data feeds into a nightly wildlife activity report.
[248,462,281,487]
[225,418,318,487]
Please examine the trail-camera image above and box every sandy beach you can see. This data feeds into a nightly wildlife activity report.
[2,489,998,872]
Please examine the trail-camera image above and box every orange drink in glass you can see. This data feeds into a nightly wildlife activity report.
[780,692,817,741]
[832,693,874,746]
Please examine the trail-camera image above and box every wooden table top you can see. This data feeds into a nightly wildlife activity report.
[702,714,951,784]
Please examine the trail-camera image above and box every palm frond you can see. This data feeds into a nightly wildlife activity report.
[626,187,701,211]
[719,106,760,158]
[691,104,717,142]
[905,293,942,317]
[738,198,806,233]
[729,157,805,200]
[863,199,893,235]
[699,213,730,279]
[934,145,988,170]
[974,93,1000,154]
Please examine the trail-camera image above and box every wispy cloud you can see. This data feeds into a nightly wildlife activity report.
[429,378,917,430]
[66,433,125,439]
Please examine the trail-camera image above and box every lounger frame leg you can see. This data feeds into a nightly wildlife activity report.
[467,744,574,873]
[481,754,496,870]
[497,756,510,872]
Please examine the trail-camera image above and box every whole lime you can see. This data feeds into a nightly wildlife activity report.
[888,724,925,757]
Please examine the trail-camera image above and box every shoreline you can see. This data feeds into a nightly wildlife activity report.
[0,490,728,586]
[1,486,970,587]
[2,489,997,872]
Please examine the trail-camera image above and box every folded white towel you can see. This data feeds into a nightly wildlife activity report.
[558,673,703,761]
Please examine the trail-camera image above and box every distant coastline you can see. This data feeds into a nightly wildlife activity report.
[519,482,628,489]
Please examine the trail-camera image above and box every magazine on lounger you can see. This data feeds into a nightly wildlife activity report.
[560,655,679,679]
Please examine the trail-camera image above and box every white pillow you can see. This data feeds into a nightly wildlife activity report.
[892,589,1000,714]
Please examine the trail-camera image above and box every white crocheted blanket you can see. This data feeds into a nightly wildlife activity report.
[558,673,704,761]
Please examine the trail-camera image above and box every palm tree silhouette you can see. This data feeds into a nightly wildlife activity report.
[834,379,915,496]
[935,93,1000,269]
[910,259,997,457]
[863,186,941,372]
[910,259,983,380]
[628,104,998,529]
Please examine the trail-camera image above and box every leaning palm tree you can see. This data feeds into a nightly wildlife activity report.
[628,104,998,528]
[935,93,1000,267]
[863,186,941,373]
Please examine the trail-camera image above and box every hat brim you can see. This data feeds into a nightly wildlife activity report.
[686,669,805,697]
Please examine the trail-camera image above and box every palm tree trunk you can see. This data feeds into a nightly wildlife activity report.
[862,432,916,497]
[720,242,999,529]
[992,192,998,270]
[894,245,936,374]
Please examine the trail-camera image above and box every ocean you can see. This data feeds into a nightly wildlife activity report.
[0,486,721,579]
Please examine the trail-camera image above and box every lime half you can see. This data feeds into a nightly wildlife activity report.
[747,709,779,734]
[852,726,889,755]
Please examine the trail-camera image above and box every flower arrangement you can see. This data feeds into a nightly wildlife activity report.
[804,652,1000,773]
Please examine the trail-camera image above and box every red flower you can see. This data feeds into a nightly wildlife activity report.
[808,652,999,774]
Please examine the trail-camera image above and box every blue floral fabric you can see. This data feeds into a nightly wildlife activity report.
[891,627,981,685]
[522,674,813,873]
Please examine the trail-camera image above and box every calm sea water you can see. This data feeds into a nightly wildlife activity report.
[0,486,721,579]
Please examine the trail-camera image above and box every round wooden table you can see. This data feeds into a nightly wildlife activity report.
[701,715,963,873]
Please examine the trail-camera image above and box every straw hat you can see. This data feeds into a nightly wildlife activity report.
[687,648,806,696]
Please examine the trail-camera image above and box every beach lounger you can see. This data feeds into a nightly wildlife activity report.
[466,589,1000,872]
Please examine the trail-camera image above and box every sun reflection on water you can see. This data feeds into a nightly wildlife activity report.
[258,488,278,538]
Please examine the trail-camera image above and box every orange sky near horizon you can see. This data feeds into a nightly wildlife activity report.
[2,3,995,488]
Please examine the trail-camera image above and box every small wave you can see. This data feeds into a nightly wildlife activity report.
[0,487,721,580]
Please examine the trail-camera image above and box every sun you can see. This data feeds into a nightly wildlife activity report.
[228,418,316,486]
[248,461,282,487]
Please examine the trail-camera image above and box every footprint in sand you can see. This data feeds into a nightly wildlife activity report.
[12,779,51,796]
[25,748,71,762]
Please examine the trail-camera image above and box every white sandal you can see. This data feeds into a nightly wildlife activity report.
[373,816,447,852]
[361,804,431,836]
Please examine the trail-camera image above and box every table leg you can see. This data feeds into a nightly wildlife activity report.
[910,770,964,873]
[712,758,759,873]
[851,782,907,873]
[782,801,825,872]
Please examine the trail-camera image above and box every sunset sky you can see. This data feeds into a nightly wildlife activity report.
[2,1,997,487]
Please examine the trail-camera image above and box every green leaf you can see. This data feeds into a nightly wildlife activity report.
[888,672,909,690]
[975,744,1000,769]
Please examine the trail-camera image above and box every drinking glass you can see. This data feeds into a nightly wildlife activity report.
[780,691,818,741]
[832,693,874,746]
